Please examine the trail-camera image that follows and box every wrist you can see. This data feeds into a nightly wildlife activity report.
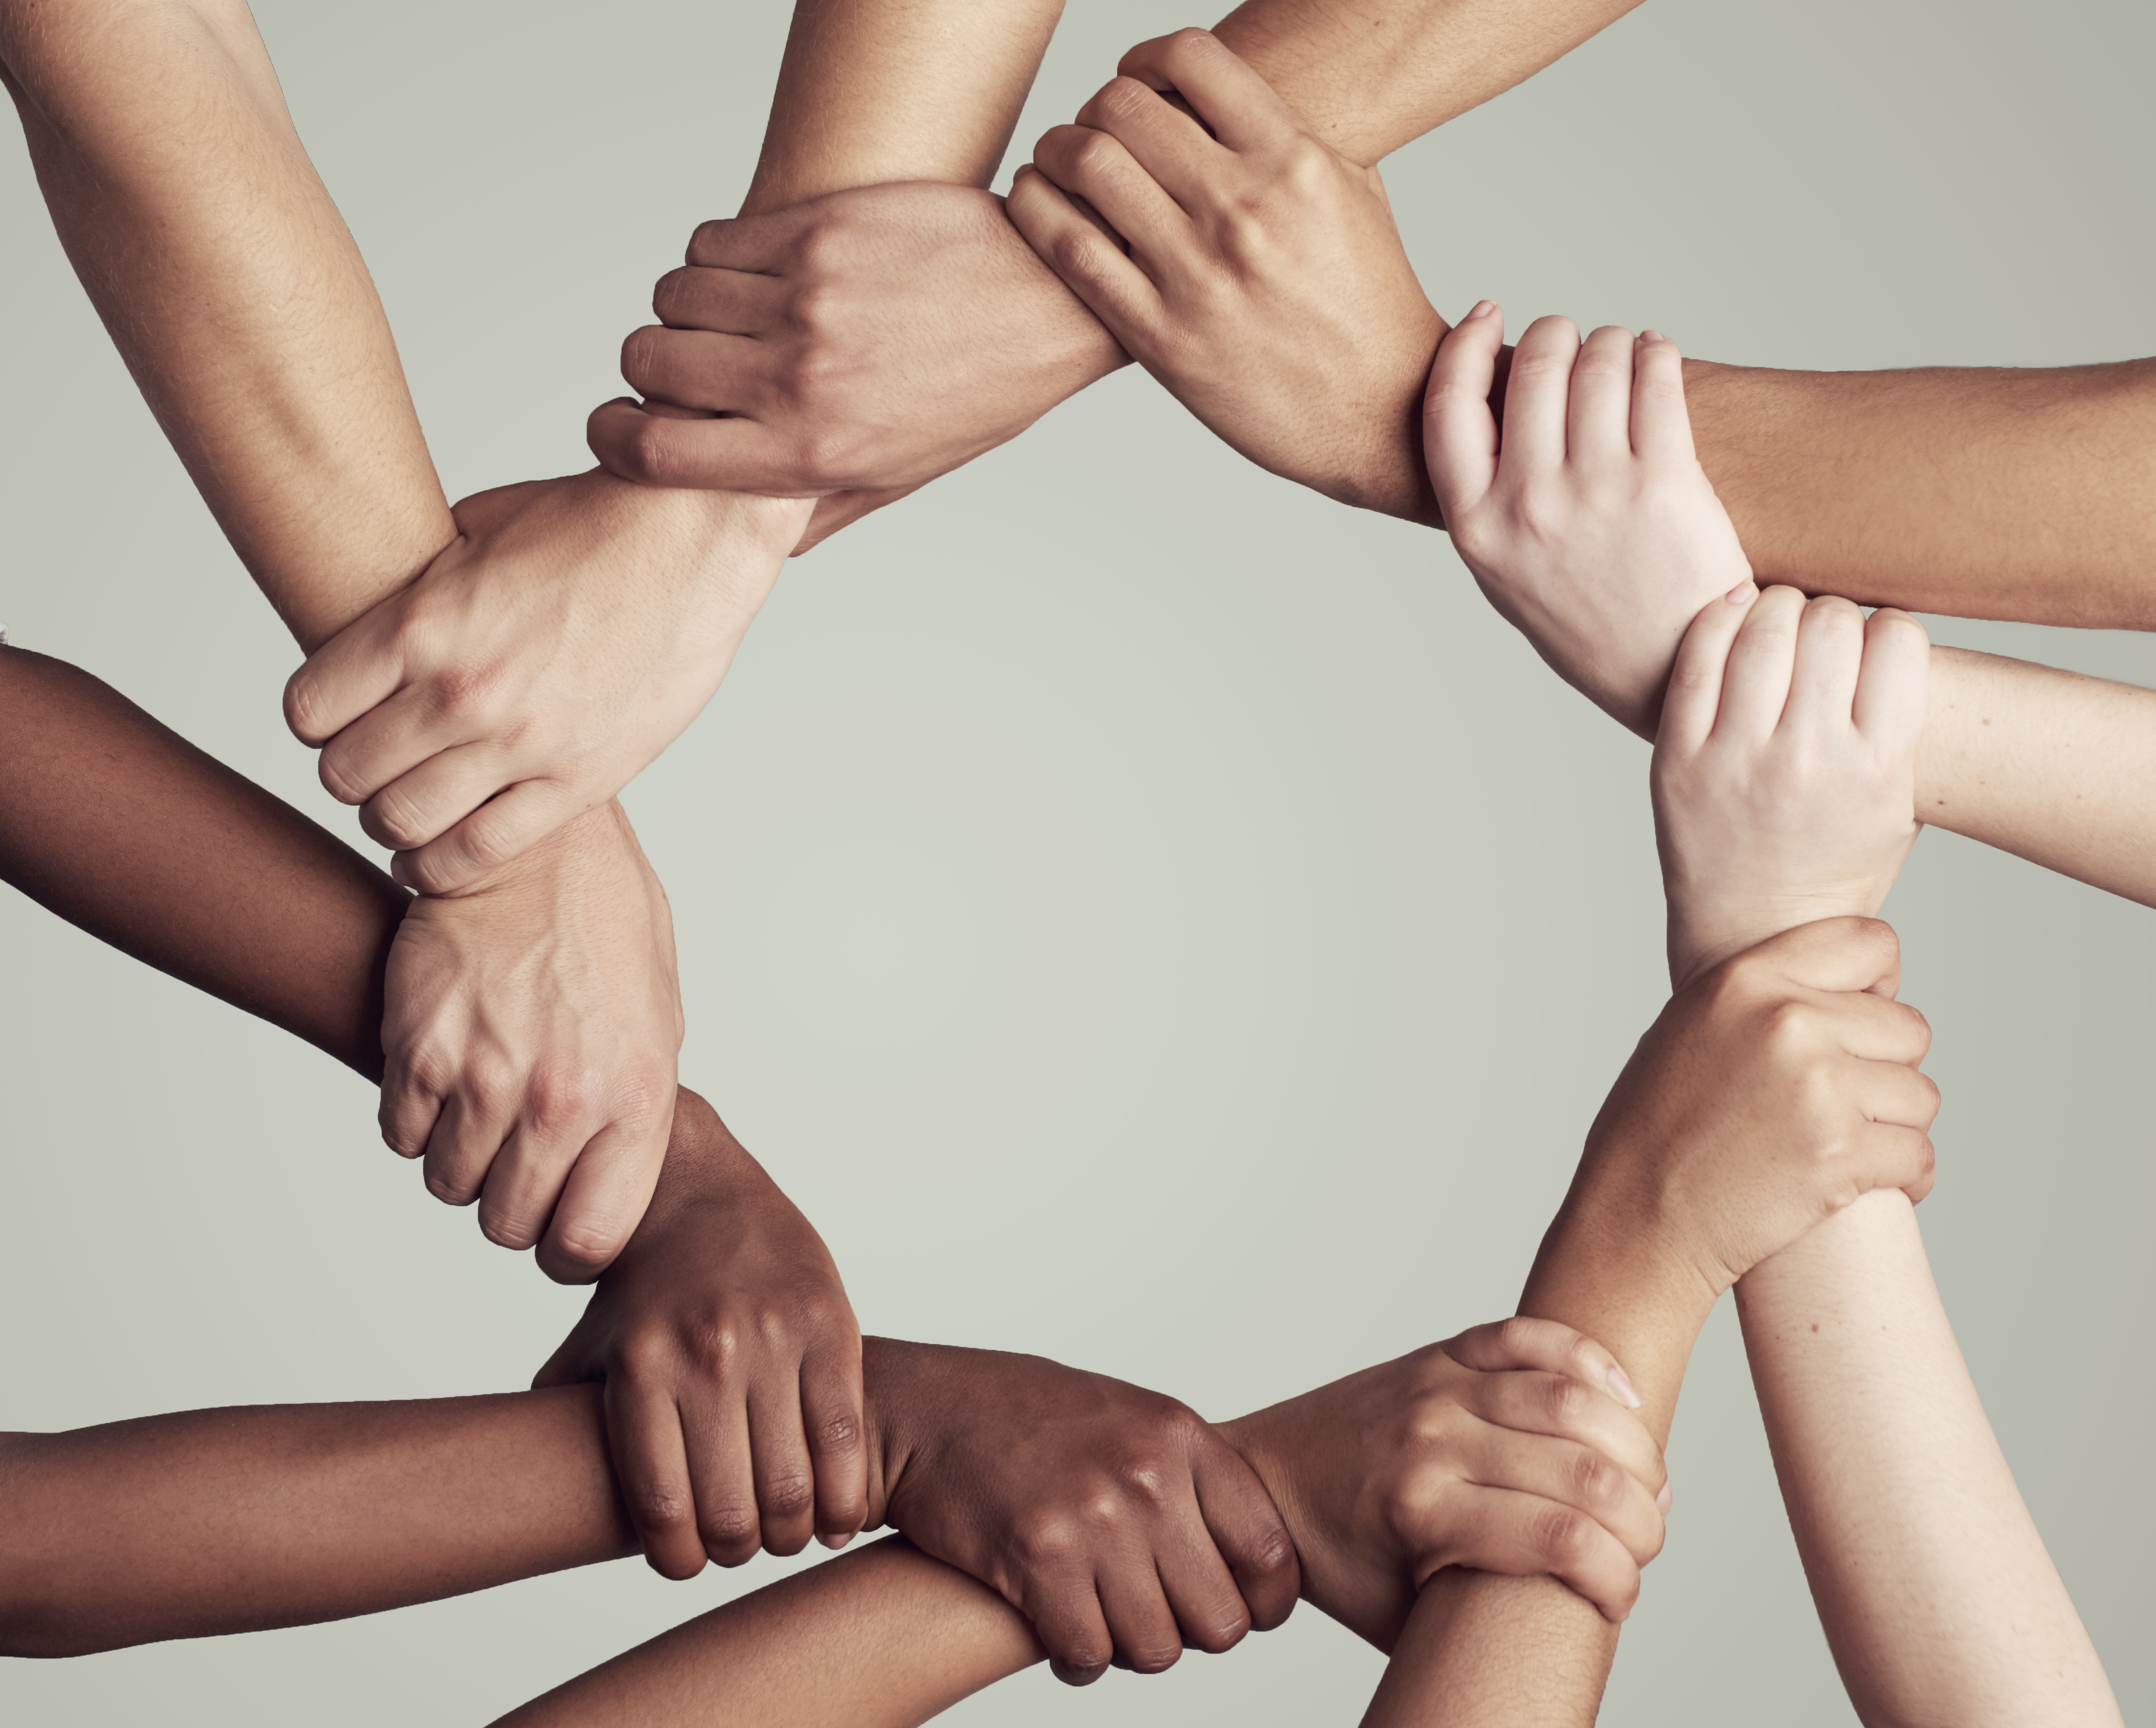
[1664,889,1877,992]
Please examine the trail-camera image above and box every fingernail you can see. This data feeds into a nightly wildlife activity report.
[1641,329,1667,345]
[1726,581,1758,604]
[1657,1481,1674,1515]
[1464,299,1497,321]
[1607,1366,1642,1409]
[820,1530,855,1550]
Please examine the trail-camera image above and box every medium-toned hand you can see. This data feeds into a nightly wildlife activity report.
[380,800,681,1279]
[1558,919,1939,1303]
[1007,29,1444,521]
[862,1336,1298,1686]
[533,1092,867,1576]
[284,472,809,893]
[1425,307,1753,737]
[1654,585,1929,985]
[1222,1318,1668,1648]
[586,182,1125,551]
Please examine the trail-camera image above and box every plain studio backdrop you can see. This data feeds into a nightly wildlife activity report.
[2,0,2151,1722]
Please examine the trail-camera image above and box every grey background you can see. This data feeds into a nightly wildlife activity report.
[2,0,2151,1721]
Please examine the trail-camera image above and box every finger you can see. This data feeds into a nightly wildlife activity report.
[358,740,518,853]
[1755,915,1903,998]
[1566,326,1638,465]
[1004,164,1165,352]
[1711,582,1809,741]
[1022,1573,1116,1686]
[1423,301,1505,523]
[378,1049,448,1161]
[1820,988,1934,1067]
[1094,1560,1186,1676]
[420,1085,515,1212]
[1852,607,1932,751]
[314,680,458,810]
[1190,1431,1300,1632]
[680,1381,761,1567]
[800,1340,870,1547]
[608,1378,706,1580]
[1116,29,1307,154]
[1462,1424,1665,1567]
[1655,582,1758,754]
[535,1108,672,1284]
[618,327,769,416]
[1630,330,1696,464]
[1467,1369,1667,1503]
[1780,594,1868,735]
[587,396,830,493]
[392,778,586,896]
[1411,1483,1644,1623]
[1849,1051,1943,1132]
[1030,124,1195,278]
[1850,1119,1940,1206]
[282,609,407,749]
[1149,1491,1254,1656]
[1498,316,1583,484]
[745,1370,819,1559]
[1070,75,1230,212]
[475,1116,590,1256]
[1443,1315,1644,1413]
[651,263,788,334]
[682,208,806,272]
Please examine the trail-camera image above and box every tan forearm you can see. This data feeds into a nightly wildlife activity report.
[1,0,451,648]
[497,1535,1042,1728]
[1736,1194,2118,1728]
[741,0,1065,211]
[1689,358,2156,629]
[1363,1207,1717,1725]
[1916,645,2156,905]
[1215,0,1643,168]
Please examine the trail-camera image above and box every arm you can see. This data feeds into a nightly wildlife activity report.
[588,0,1642,521]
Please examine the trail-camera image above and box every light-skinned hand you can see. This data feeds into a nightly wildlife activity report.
[862,1337,1298,1687]
[1557,919,1939,1303]
[533,1092,868,1574]
[1654,585,1930,986]
[1006,29,1445,521]
[381,799,681,1280]
[586,182,1125,552]
[285,471,810,894]
[1425,307,1753,737]
[1221,1318,1669,1645]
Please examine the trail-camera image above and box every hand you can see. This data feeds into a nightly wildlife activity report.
[862,1337,1298,1686]
[381,800,681,1279]
[284,471,810,894]
[534,1091,868,1576]
[1222,1318,1668,1647]
[1006,29,1444,520]
[1558,919,1940,1303]
[586,182,1125,552]
[1654,585,1930,985]
[1425,308,1754,737]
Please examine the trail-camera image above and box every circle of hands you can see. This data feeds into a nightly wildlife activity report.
[3,12,2132,1728]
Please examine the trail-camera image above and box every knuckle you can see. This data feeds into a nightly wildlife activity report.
[813,1408,862,1456]
[701,1502,762,1559]
[632,1483,694,1535]
[527,1059,603,1132]
[1012,1511,1079,1569]
[1571,1450,1622,1512]
[760,1471,815,1522]
[366,784,435,850]
[1535,1506,1593,1567]
[1545,1373,1593,1429]
[282,668,330,743]
[1124,1637,1183,1675]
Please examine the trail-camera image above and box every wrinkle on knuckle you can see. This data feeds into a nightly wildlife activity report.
[760,1472,815,1522]
[701,1502,761,1555]
[1536,1506,1592,1567]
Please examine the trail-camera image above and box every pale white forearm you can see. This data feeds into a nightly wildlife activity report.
[1736,1193,2118,1728]
[1917,645,2156,907]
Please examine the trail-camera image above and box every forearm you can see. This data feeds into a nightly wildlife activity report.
[0,1388,633,1657]
[498,1535,1042,1727]
[0,646,406,1077]
[1361,1203,1718,1724]
[1735,1194,2118,1727]
[1215,0,1643,168]
[1688,359,2156,629]
[742,0,1065,210]
[0,0,451,647]
[1916,645,2156,903]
